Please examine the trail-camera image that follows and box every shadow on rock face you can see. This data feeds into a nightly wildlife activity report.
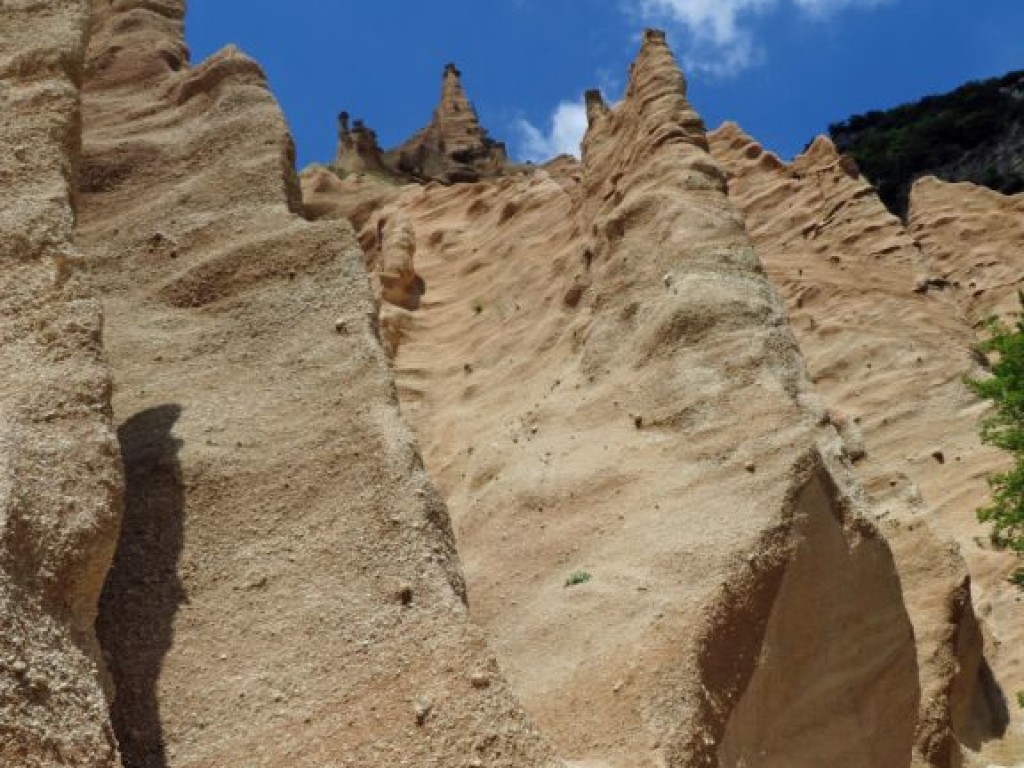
[961,657,1011,751]
[98,405,185,768]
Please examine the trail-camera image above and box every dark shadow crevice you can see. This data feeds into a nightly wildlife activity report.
[97,405,185,768]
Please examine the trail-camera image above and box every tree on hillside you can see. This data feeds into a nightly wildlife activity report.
[829,70,1024,215]
[967,293,1024,586]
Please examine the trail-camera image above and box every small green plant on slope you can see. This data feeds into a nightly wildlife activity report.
[966,293,1024,586]
[1017,691,1024,710]
[565,571,592,587]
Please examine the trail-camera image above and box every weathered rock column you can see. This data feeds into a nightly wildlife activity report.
[0,1,123,765]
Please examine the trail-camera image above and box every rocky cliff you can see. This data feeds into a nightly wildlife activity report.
[708,122,1018,767]
[304,29,964,768]
[71,1,554,766]
[1,3,123,765]
[4,3,1023,768]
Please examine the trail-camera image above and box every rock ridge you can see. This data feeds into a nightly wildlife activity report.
[709,119,1016,767]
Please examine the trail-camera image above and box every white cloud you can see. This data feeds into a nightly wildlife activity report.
[513,101,589,163]
[634,0,894,75]
[793,0,892,15]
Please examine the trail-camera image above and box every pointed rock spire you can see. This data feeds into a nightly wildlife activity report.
[433,62,486,155]
[585,89,609,126]
[581,29,709,170]
[333,111,390,176]
[579,28,714,225]
[385,62,508,184]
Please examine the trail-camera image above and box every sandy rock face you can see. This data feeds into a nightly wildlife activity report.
[5,1,1018,765]
[74,1,555,767]
[322,29,928,768]
[379,216,425,310]
[709,122,1021,766]
[581,31,919,767]
[909,176,1024,325]
[707,121,997,558]
[0,1,123,765]
[300,164,402,237]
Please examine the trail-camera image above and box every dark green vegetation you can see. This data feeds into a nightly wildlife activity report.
[565,571,592,587]
[967,294,1024,586]
[830,71,1024,215]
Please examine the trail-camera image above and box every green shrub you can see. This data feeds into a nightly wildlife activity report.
[967,295,1024,586]
[829,70,1024,215]
[565,571,592,587]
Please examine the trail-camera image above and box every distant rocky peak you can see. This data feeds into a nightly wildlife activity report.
[383,62,508,184]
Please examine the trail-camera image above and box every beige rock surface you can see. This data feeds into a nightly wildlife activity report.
[75,1,555,767]
[5,1,1019,765]
[379,216,425,311]
[708,122,1023,765]
[315,30,934,768]
[909,176,1024,325]
[0,1,123,765]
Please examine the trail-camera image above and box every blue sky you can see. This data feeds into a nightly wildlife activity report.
[186,1,1024,168]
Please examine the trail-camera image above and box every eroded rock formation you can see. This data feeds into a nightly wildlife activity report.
[307,29,941,768]
[4,1,1023,766]
[0,2,123,765]
[334,111,391,177]
[383,63,508,183]
[708,121,1018,767]
[328,62,509,188]
[909,176,1024,325]
[72,1,555,766]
